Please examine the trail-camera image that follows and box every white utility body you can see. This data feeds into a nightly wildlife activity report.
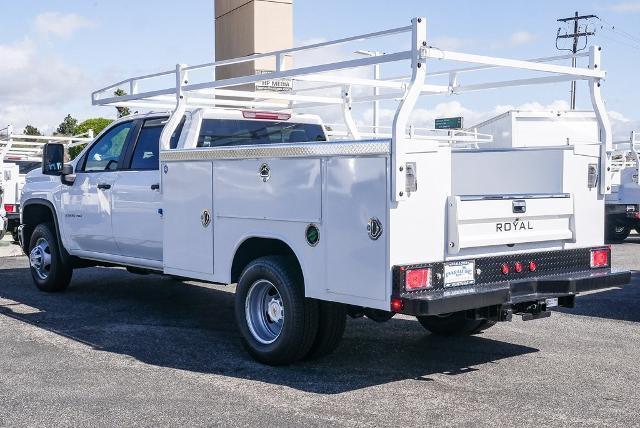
[20,17,629,365]
[603,131,640,241]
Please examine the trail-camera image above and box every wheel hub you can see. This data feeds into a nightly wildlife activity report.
[29,238,51,280]
[267,298,283,323]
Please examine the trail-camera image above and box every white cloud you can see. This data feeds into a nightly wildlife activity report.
[34,12,93,39]
[607,1,640,12]
[0,37,92,133]
[430,36,475,51]
[509,31,537,46]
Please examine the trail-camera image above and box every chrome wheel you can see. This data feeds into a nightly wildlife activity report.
[29,237,52,280]
[245,279,284,344]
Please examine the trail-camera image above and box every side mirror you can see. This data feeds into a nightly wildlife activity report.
[42,143,66,176]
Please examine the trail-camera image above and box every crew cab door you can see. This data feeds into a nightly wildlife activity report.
[60,121,135,254]
[110,117,182,261]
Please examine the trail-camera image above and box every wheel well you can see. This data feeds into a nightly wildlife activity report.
[231,237,301,284]
[22,203,55,248]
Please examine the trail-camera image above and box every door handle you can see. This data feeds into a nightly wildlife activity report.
[151,183,160,190]
[97,183,111,190]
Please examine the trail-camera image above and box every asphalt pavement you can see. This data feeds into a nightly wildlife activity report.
[0,239,638,427]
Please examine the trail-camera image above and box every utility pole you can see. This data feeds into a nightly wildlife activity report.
[355,50,383,135]
[556,11,597,110]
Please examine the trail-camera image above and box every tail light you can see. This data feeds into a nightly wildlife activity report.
[242,110,291,121]
[514,261,524,273]
[4,204,14,213]
[404,268,432,291]
[528,261,537,272]
[590,248,610,268]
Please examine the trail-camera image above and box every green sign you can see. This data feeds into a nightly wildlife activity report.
[434,117,463,130]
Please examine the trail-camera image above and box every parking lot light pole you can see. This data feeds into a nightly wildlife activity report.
[355,50,383,135]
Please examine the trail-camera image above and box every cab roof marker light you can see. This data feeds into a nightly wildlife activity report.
[242,110,291,121]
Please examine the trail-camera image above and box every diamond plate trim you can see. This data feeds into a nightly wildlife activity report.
[160,141,390,161]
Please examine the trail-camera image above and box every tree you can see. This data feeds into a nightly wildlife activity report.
[114,89,131,118]
[56,114,78,136]
[23,125,42,136]
[68,118,114,159]
[75,118,113,136]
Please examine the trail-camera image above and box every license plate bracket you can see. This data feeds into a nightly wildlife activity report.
[444,260,476,288]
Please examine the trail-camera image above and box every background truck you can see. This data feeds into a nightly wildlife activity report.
[604,131,640,241]
[0,126,93,242]
[21,17,629,365]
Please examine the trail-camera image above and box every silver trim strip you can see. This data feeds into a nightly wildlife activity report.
[160,141,390,161]
[459,193,570,201]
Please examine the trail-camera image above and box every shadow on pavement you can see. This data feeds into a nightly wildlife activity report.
[0,262,538,394]
[554,270,640,323]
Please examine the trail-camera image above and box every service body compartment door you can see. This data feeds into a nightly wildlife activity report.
[325,157,387,302]
[162,161,214,279]
[447,194,573,254]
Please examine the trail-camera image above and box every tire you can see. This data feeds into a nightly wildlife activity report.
[304,301,347,360]
[470,319,497,334]
[11,229,19,243]
[635,225,640,236]
[28,223,73,292]
[606,222,630,243]
[235,256,319,365]
[417,311,489,336]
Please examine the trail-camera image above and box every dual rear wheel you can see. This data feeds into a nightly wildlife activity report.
[235,256,346,365]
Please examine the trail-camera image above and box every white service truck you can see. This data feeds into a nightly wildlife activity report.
[20,18,629,365]
[604,131,640,241]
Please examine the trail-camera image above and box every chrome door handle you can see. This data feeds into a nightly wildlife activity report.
[97,183,111,190]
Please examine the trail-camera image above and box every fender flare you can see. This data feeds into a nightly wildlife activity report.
[21,198,69,259]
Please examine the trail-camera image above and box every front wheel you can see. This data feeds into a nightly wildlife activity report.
[28,223,72,292]
[235,256,319,365]
[417,311,494,336]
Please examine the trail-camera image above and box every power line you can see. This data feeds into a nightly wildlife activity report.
[555,11,598,110]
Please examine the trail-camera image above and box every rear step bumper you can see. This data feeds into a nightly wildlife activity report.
[396,269,630,316]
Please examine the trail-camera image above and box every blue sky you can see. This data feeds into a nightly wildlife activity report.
[0,0,638,135]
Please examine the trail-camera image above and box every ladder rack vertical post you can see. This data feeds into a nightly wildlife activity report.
[588,46,612,195]
[391,17,427,203]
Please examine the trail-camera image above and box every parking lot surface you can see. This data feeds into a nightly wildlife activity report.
[0,240,639,427]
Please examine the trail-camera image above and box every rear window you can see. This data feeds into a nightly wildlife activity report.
[197,119,326,148]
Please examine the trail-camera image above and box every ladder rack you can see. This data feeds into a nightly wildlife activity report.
[91,16,612,200]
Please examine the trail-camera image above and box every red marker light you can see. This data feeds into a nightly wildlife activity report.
[500,263,510,275]
[390,298,404,312]
[514,261,523,273]
[529,261,537,272]
[3,204,15,213]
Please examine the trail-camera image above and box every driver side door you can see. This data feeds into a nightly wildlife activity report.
[60,121,135,255]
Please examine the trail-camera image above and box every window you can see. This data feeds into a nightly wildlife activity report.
[197,119,326,148]
[14,161,41,175]
[129,117,186,170]
[83,122,133,172]
[131,120,163,170]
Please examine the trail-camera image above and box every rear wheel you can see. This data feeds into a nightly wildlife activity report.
[606,222,630,243]
[28,223,72,292]
[417,311,494,336]
[304,301,347,360]
[235,256,319,365]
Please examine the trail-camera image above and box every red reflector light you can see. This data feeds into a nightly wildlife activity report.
[500,263,510,275]
[528,261,537,272]
[514,261,523,273]
[405,268,432,291]
[242,110,291,121]
[390,298,404,312]
[4,204,14,213]
[590,248,609,268]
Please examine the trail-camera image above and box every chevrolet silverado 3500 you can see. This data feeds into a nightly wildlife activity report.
[20,18,629,365]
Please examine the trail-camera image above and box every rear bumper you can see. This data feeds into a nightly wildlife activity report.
[397,269,630,316]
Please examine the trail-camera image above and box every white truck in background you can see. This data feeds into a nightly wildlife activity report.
[605,131,640,241]
[0,126,93,241]
[20,18,629,365]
